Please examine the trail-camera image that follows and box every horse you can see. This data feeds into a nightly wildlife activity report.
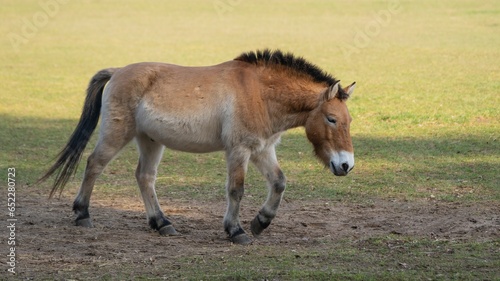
[39,49,356,245]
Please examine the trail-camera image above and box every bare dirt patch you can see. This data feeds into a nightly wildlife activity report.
[8,189,500,280]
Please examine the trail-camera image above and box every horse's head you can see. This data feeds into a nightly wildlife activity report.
[305,82,355,176]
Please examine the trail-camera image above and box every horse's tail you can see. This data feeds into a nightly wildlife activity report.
[38,68,118,198]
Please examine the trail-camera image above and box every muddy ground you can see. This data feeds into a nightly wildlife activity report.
[5,189,499,280]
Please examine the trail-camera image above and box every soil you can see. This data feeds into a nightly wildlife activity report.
[6,189,499,280]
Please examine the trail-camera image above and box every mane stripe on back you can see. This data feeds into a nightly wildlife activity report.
[234,49,338,87]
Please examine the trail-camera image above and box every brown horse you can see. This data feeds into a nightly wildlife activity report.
[39,49,355,244]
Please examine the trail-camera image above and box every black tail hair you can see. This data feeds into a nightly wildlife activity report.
[38,68,118,198]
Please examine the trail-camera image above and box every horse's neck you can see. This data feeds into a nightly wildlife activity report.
[261,80,322,132]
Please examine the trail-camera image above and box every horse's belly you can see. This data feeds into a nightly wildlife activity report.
[137,112,225,153]
[158,130,225,153]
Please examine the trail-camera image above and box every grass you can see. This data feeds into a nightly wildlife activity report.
[1,0,499,280]
[168,238,499,280]
[49,237,500,280]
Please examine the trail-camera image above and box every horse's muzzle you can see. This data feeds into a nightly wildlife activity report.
[329,150,354,176]
[330,161,354,176]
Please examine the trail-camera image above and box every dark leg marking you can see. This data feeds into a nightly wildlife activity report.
[225,224,251,245]
[250,213,272,236]
[224,219,252,245]
[148,212,179,236]
[73,201,93,227]
[274,170,286,193]
[227,226,246,237]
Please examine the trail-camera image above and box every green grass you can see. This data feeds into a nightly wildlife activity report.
[167,238,499,280]
[49,238,500,280]
[1,0,499,280]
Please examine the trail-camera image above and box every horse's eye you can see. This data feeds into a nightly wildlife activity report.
[326,116,337,124]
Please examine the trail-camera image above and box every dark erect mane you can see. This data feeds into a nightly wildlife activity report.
[235,49,338,86]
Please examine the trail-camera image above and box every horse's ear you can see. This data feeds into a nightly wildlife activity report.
[343,82,356,98]
[323,82,340,101]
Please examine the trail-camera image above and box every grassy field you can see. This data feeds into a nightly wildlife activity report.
[1,0,499,280]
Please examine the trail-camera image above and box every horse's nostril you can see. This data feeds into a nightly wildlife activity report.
[341,162,349,173]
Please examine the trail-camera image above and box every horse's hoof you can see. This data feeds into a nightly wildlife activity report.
[231,233,252,245]
[251,214,271,237]
[159,225,179,236]
[250,216,265,237]
[75,218,93,228]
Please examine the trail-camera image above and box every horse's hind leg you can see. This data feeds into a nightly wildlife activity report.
[135,134,178,236]
[249,145,286,237]
[73,130,134,227]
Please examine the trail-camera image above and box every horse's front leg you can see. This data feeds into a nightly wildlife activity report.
[223,147,251,245]
[250,145,286,237]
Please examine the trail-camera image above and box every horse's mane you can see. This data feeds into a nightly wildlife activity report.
[235,49,338,87]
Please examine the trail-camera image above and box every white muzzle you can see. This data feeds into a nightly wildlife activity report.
[329,150,354,176]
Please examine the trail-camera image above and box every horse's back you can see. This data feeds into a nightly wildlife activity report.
[107,61,252,108]
[102,61,258,153]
